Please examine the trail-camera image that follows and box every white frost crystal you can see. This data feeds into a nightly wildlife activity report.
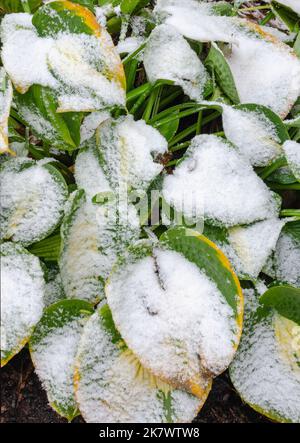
[0,157,68,246]
[1,242,44,366]
[162,135,279,227]
[75,308,209,423]
[107,246,239,392]
[144,24,208,101]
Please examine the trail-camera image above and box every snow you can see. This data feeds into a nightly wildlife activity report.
[274,231,300,288]
[80,111,110,144]
[144,24,208,101]
[96,115,168,192]
[155,1,300,117]
[162,135,279,228]
[222,105,282,167]
[0,68,13,154]
[0,158,67,246]
[44,266,65,307]
[228,218,285,280]
[117,37,145,54]
[154,0,239,43]
[30,305,91,419]
[264,0,300,15]
[224,29,300,117]
[230,295,300,423]
[282,140,300,180]
[0,13,125,112]
[75,308,208,423]
[1,242,44,365]
[106,246,238,393]
[75,147,111,199]
[60,192,140,304]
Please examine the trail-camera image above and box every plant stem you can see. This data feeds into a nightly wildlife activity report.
[269,183,300,190]
[240,5,271,12]
[259,157,287,180]
[123,42,147,66]
[169,141,191,152]
[280,209,300,217]
[259,11,275,25]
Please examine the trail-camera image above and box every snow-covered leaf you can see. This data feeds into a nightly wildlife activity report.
[273,223,300,288]
[162,134,280,228]
[106,227,243,396]
[95,115,168,192]
[260,286,300,326]
[0,68,13,155]
[144,24,209,102]
[230,288,300,423]
[222,104,289,167]
[0,157,68,246]
[75,304,211,423]
[29,300,93,421]
[282,140,300,181]
[1,242,44,367]
[1,3,126,112]
[60,189,140,303]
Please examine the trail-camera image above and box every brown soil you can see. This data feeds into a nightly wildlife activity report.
[1,348,269,423]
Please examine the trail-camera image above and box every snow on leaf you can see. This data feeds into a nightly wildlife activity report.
[162,134,280,228]
[143,24,209,101]
[106,228,243,396]
[282,140,300,181]
[75,305,211,423]
[0,157,68,246]
[29,300,94,421]
[0,68,13,155]
[1,242,45,367]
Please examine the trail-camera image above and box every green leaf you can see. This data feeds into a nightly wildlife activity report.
[294,32,300,58]
[32,1,97,37]
[14,86,80,151]
[271,2,300,31]
[29,300,94,421]
[121,0,150,14]
[158,111,179,141]
[0,0,41,13]
[28,234,62,262]
[260,285,300,325]
[205,42,240,104]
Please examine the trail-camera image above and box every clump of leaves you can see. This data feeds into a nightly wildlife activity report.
[0,0,300,423]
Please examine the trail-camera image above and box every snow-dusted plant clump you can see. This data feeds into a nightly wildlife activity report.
[0,0,299,424]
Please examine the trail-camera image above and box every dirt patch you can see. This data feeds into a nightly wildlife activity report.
[1,348,269,423]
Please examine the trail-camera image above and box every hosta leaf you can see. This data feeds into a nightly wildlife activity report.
[1,242,44,367]
[260,286,300,326]
[271,1,300,30]
[14,87,79,151]
[60,187,140,303]
[282,140,300,181]
[120,0,149,15]
[0,68,13,155]
[28,233,62,263]
[75,305,211,423]
[95,115,168,192]
[0,157,68,246]
[221,104,288,167]
[29,300,94,421]
[144,24,209,102]
[273,223,300,287]
[155,1,300,117]
[0,0,42,13]
[205,43,240,104]
[106,227,243,396]
[43,264,65,307]
[162,134,280,228]
[1,4,126,113]
[230,287,300,423]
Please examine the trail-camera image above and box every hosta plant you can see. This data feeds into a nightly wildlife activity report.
[0,0,300,423]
